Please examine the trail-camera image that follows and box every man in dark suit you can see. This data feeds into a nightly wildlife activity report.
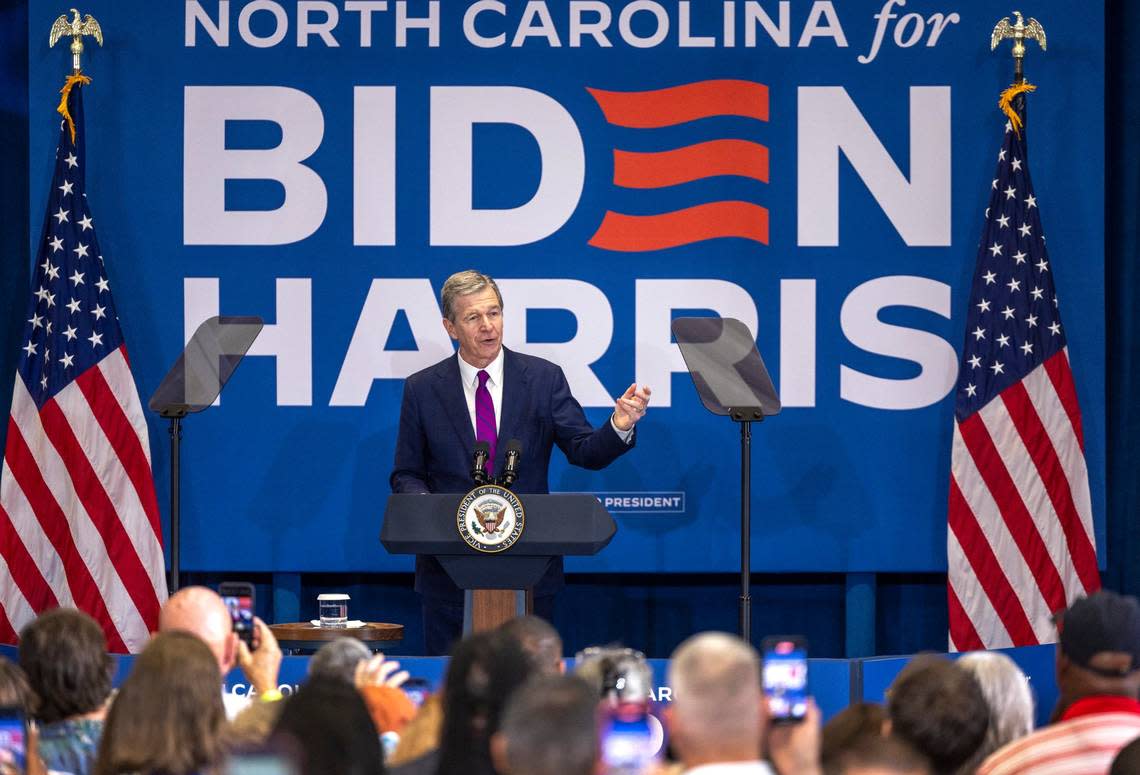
[391,269,651,655]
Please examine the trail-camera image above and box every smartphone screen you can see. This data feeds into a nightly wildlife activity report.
[762,637,808,724]
[0,706,27,772]
[600,704,655,774]
[225,753,297,775]
[220,583,255,647]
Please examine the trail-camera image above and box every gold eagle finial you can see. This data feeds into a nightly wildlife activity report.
[991,11,1045,83]
[49,8,103,73]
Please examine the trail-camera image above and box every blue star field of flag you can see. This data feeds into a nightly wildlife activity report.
[18,86,124,409]
[955,105,1065,421]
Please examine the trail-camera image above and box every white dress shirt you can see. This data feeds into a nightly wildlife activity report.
[684,762,777,775]
[456,349,633,443]
[457,348,505,432]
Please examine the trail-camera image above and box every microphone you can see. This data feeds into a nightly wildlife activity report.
[471,441,490,485]
[501,439,523,488]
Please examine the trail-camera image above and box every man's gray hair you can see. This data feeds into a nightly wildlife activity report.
[668,632,762,750]
[441,270,503,321]
[954,652,1034,774]
[307,637,371,685]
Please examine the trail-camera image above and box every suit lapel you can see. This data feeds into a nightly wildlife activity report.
[497,347,530,448]
[433,355,476,451]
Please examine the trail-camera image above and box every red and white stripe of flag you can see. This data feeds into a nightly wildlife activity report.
[948,347,1099,651]
[0,346,166,653]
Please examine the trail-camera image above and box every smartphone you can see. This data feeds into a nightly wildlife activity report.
[225,752,297,775]
[599,702,655,775]
[400,678,432,709]
[761,636,808,724]
[219,582,255,648]
[0,706,28,773]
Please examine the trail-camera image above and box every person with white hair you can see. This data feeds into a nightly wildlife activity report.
[954,652,1034,775]
[666,632,821,775]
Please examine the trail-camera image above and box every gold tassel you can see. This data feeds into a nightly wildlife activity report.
[998,81,1036,136]
[56,72,93,145]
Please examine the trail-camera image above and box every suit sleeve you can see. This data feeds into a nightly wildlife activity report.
[549,365,635,470]
[390,378,431,493]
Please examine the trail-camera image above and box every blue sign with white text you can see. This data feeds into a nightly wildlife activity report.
[24,0,1105,575]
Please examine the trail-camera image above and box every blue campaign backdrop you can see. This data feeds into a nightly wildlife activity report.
[20,1,1105,583]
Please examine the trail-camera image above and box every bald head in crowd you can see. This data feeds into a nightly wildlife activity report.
[667,632,765,766]
[159,586,238,674]
[498,616,563,676]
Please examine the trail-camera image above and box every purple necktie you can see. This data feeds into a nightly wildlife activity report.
[475,370,497,476]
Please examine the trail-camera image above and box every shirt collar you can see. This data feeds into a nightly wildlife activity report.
[457,347,505,387]
[1060,695,1140,721]
[684,762,776,775]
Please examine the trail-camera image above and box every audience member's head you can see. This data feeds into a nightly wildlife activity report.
[828,735,932,775]
[499,616,563,676]
[437,630,534,775]
[574,646,652,706]
[954,651,1034,773]
[492,675,597,775]
[272,680,384,775]
[308,637,371,685]
[667,632,764,766]
[1054,590,1140,716]
[158,585,238,674]
[1111,735,1140,775]
[0,657,31,710]
[886,655,989,775]
[821,702,888,770]
[94,631,226,775]
[19,607,113,724]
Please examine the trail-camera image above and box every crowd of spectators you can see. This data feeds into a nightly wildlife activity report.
[3,587,1140,775]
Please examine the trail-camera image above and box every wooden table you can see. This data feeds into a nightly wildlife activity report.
[269,622,405,654]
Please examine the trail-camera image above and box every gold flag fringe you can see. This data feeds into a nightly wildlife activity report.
[57,73,92,145]
[999,82,1036,136]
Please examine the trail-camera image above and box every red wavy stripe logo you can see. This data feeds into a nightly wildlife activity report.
[589,202,769,252]
[587,80,769,128]
[613,140,770,189]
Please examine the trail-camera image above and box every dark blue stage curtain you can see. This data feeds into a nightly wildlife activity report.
[0,1,30,451]
[1104,0,1140,598]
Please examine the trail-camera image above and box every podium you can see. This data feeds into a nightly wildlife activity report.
[381,493,616,633]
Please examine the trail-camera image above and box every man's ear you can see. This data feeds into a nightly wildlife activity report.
[442,317,458,341]
[1056,651,1071,682]
[490,731,510,775]
[222,631,238,673]
[881,718,893,737]
[663,706,683,758]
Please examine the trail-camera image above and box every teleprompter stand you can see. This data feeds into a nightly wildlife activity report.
[381,494,615,633]
[148,316,263,594]
[671,317,781,644]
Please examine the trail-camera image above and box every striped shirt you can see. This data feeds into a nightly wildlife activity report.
[978,696,1140,775]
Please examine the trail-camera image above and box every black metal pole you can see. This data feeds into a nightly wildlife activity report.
[169,416,182,594]
[740,419,752,644]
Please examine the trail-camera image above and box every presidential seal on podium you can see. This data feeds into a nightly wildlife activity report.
[457,484,526,553]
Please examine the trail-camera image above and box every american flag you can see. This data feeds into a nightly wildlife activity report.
[947,98,1100,651]
[0,81,166,653]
